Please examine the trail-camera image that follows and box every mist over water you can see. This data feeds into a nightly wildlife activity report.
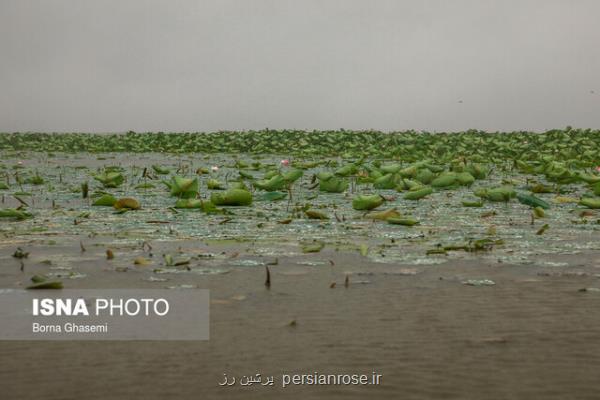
[1,0,599,133]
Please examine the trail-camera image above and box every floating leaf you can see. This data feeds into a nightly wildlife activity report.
[254,175,286,191]
[93,171,124,188]
[516,193,550,209]
[475,187,516,202]
[387,217,419,226]
[174,198,203,209]
[114,197,141,210]
[365,208,401,221]
[404,186,433,200]
[431,172,458,188]
[282,169,303,183]
[134,256,151,265]
[359,244,369,256]
[210,189,252,206]
[164,176,199,198]
[0,208,32,220]
[27,281,63,289]
[335,163,358,177]
[25,175,44,185]
[319,175,348,193]
[462,199,483,207]
[207,179,225,190]
[374,173,398,189]
[135,183,155,189]
[352,194,384,210]
[302,242,325,253]
[533,207,545,218]
[536,224,550,235]
[92,194,117,207]
[152,165,170,175]
[579,198,600,209]
[260,191,288,201]
[305,210,329,220]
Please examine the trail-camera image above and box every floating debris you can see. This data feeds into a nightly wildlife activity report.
[462,279,496,286]
[134,256,151,266]
[536,224,550,235]
[265,266,271,288]
[578,287,600,293]
[12,247,29,259]
[304,210,329,220]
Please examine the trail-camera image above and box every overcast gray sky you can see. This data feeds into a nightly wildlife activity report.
[1,0,599,132]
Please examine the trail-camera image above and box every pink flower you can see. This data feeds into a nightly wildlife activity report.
[595,166,600,173]
[280,159,290,167]
[211,166,219,172]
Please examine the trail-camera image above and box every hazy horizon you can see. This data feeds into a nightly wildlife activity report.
[1,0,599,133]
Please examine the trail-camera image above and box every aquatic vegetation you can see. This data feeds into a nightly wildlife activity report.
[516,193,551,209]
[365,208,401,221]
[305,210,329,220]
[207,179,225,190]
[301,242,325,253]
[335,163,359,177]
[174,199,204,209]
[318,174,348,193]
[534,207,545,218]
[92,194,117,207]
[387,217,419,226]
[475,187,516,202]
[0,129,595,164]
[374,174,398,189]
[26,275,63,289]
[134,256,151,265]
[3,129,600,270]
[152,165,170,175]
[164,176,199,198]
[415,168,435,184]
[403,186,433,200]
[114,198,141,210]
[431,172,458,188]
[210,189,252,206]
[25,175,44,185]
[12,247,29,258]
[282,169,303,183]
[536,224,550,235]
[352,194,384,210]
[0,208,32,220]
[254,174,286,191]
[461,199,483,207]
[259,191,288,201]
[93,171,124,188]
[579,198,600,209]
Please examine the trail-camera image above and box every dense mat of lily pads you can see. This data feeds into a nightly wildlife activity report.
[1,128,600,160]
[2,130,600,274]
